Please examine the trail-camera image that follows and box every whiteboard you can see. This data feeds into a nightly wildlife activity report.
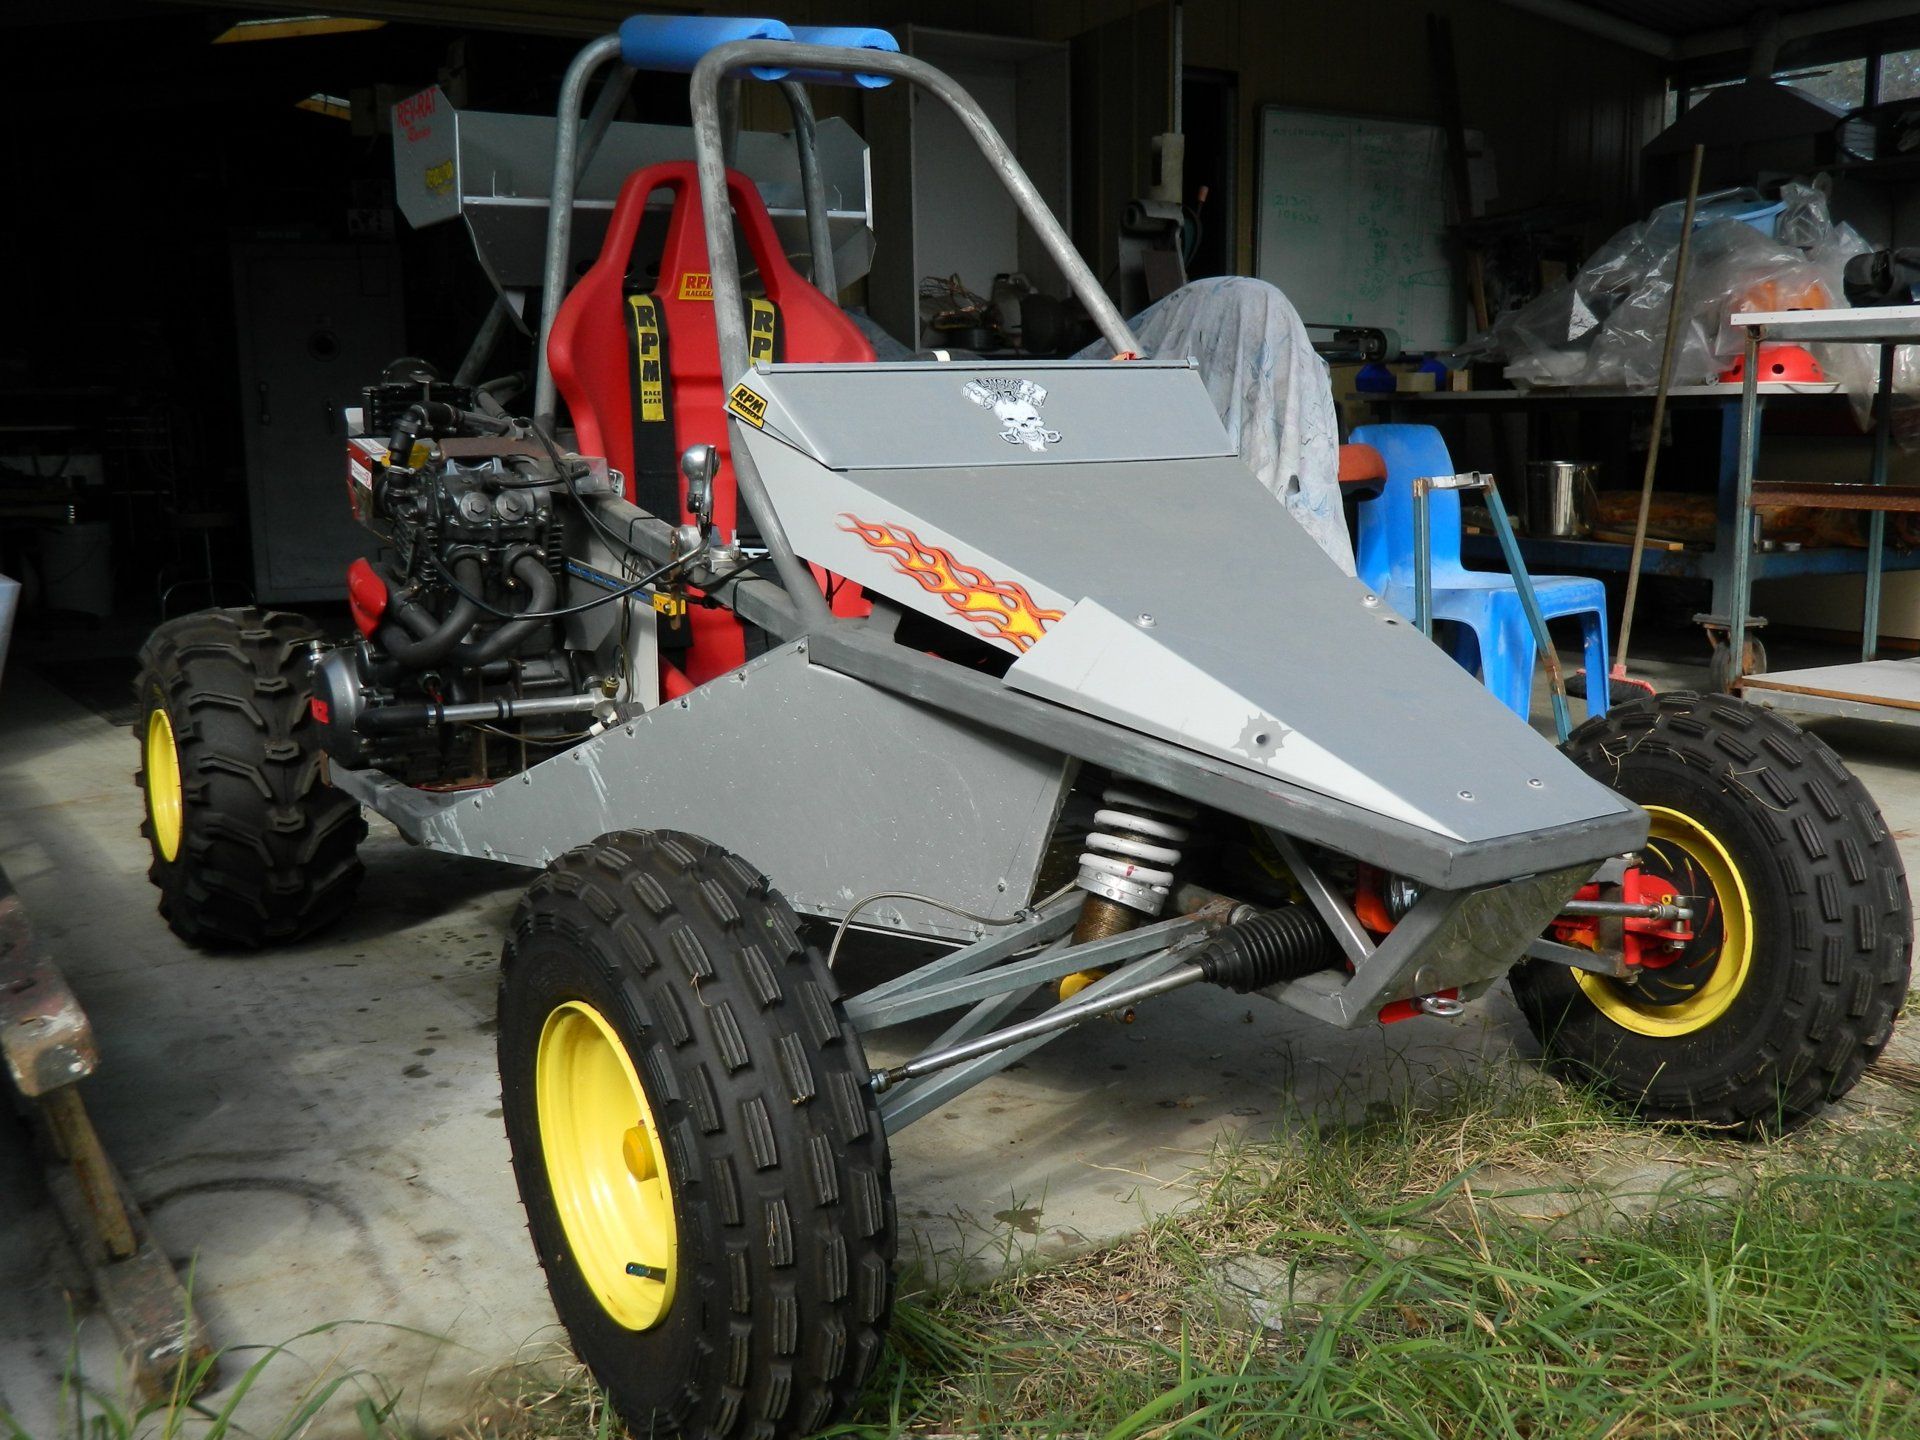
[1254,107,1460,351]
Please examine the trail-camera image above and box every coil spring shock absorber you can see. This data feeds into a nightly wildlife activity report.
[1061,786,1197,1000]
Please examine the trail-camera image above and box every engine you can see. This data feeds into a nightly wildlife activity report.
[312,379,614,785]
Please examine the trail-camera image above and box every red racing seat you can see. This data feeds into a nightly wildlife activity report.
[549,160,872,687]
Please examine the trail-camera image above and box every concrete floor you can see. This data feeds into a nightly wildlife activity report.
[4,633,1919,1435]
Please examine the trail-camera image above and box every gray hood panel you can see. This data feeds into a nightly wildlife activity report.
[738,365,1638,849]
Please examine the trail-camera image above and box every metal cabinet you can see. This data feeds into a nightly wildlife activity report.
[232,243,403,602]
[863,27,1071,350]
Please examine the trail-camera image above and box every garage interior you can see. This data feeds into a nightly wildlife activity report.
[6,0,1920,1434]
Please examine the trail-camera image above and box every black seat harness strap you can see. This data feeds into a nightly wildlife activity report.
[624,289,681,528]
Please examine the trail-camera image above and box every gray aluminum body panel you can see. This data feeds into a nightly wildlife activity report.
[738,362,1641,850]
[392,86,875,293]
[738,359,1234,469]
[1263,863,1595,1028]
[808,626,1643,889]
[335,640,1068,941]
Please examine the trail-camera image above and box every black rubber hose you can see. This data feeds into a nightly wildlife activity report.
[383,566,439,642]
[386,400,465,456]
[1195,905,1340,993]
[376,557,485,668]
[450,552,556,668]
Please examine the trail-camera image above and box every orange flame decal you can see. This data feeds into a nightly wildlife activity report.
[839,515,1063,652]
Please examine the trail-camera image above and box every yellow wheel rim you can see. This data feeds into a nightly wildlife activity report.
[535,1000,678,1330]
[145,706,184,863]
[1574,804,1754,1038]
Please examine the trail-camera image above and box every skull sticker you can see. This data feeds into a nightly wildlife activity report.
[963,377,1061,452]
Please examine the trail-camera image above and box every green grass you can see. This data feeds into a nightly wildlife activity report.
[14,1064,1920,1440]
[840,1068,1920,1438]
[1,1321,422,1440]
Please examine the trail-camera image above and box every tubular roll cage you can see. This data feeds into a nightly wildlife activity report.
[377,27,1643,1134]
[530,34,1144,633]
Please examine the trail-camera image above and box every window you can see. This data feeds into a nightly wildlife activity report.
[1672,57,1871,121]
[1779,58,1868,111]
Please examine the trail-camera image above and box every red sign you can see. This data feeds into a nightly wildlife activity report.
[396,88,436,144]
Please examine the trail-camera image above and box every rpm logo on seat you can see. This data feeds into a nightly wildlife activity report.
[964,377,1061,452]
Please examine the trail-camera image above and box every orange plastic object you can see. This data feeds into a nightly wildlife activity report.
[1734,274,1833,315]
[1721,343,1827,385]
[1337,443,1388,496]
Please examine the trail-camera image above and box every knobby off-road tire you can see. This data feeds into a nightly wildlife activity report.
[499,831,895,1439]
[1511,691,1911,1135]
[134,607,365,947]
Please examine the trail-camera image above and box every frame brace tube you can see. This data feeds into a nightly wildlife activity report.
[869,958,1205,1094]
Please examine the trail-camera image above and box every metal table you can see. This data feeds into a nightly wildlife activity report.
[1373,383,1920,633]
[1720,306,1920,724]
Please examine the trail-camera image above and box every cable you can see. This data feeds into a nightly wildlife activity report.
[462,720,596,745]
[528,416,662,568]
[694,552,776,600]
[825,882,1079,970]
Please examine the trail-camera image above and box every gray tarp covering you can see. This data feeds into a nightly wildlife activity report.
[844,278,1351,570]
[1079,276,1352,572]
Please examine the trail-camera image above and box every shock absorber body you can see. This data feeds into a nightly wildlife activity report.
[1063,786,1196,998]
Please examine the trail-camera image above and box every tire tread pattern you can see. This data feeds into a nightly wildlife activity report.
[499,830,894,1439]
[1511,691,1912,1134]
[133,607,365,947]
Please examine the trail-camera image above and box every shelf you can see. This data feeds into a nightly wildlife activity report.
[1732,306,1920,345]
[1376,383,1840,405]
[1741,659,1920,728]
[1749,480,1920,512]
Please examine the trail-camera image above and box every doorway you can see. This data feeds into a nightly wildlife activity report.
[1181,67,1237,279]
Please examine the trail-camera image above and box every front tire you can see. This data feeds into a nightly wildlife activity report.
[1512,691,1911,1134]
[134,607,365,947]
[499,831,894,1439]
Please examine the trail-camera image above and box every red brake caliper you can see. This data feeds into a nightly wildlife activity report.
[1549,865,1693,970]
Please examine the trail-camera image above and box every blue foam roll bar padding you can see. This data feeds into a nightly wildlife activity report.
[785,25,899,89]
[617,15,794,80]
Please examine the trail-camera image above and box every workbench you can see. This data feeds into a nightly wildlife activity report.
[1373,383,1920,647]
[1722,305,1920,725]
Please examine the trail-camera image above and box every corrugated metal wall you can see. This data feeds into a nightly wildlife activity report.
[1073,0,1666,279]
[163,0,1666,280]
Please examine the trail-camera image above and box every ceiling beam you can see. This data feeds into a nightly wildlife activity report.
[138,0,642,39]
[1494,0,1674,59]
[1676,0,1920,61]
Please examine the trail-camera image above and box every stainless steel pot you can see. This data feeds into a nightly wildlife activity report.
[1523,461,1596,537]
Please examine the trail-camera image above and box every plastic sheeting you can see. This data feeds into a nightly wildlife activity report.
[1079,276,1352,573]
[1491,183,1875,418]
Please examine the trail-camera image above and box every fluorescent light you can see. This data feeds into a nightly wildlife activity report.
[215,16,386,44]
[295,93,353,120]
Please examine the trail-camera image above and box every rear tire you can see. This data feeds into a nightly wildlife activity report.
[498,830,894,1439]
[134,607,365,947]
[1511,691,1911,1135]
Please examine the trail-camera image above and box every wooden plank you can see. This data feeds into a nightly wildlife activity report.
[0,873,96,1097]
[42,1130,219,1399]
[1587,528,1686,551]
[1750,481,1920,513]
[1740,660,1920,713]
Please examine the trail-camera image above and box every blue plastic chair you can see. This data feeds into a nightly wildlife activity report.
[1348,423,1610,721]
